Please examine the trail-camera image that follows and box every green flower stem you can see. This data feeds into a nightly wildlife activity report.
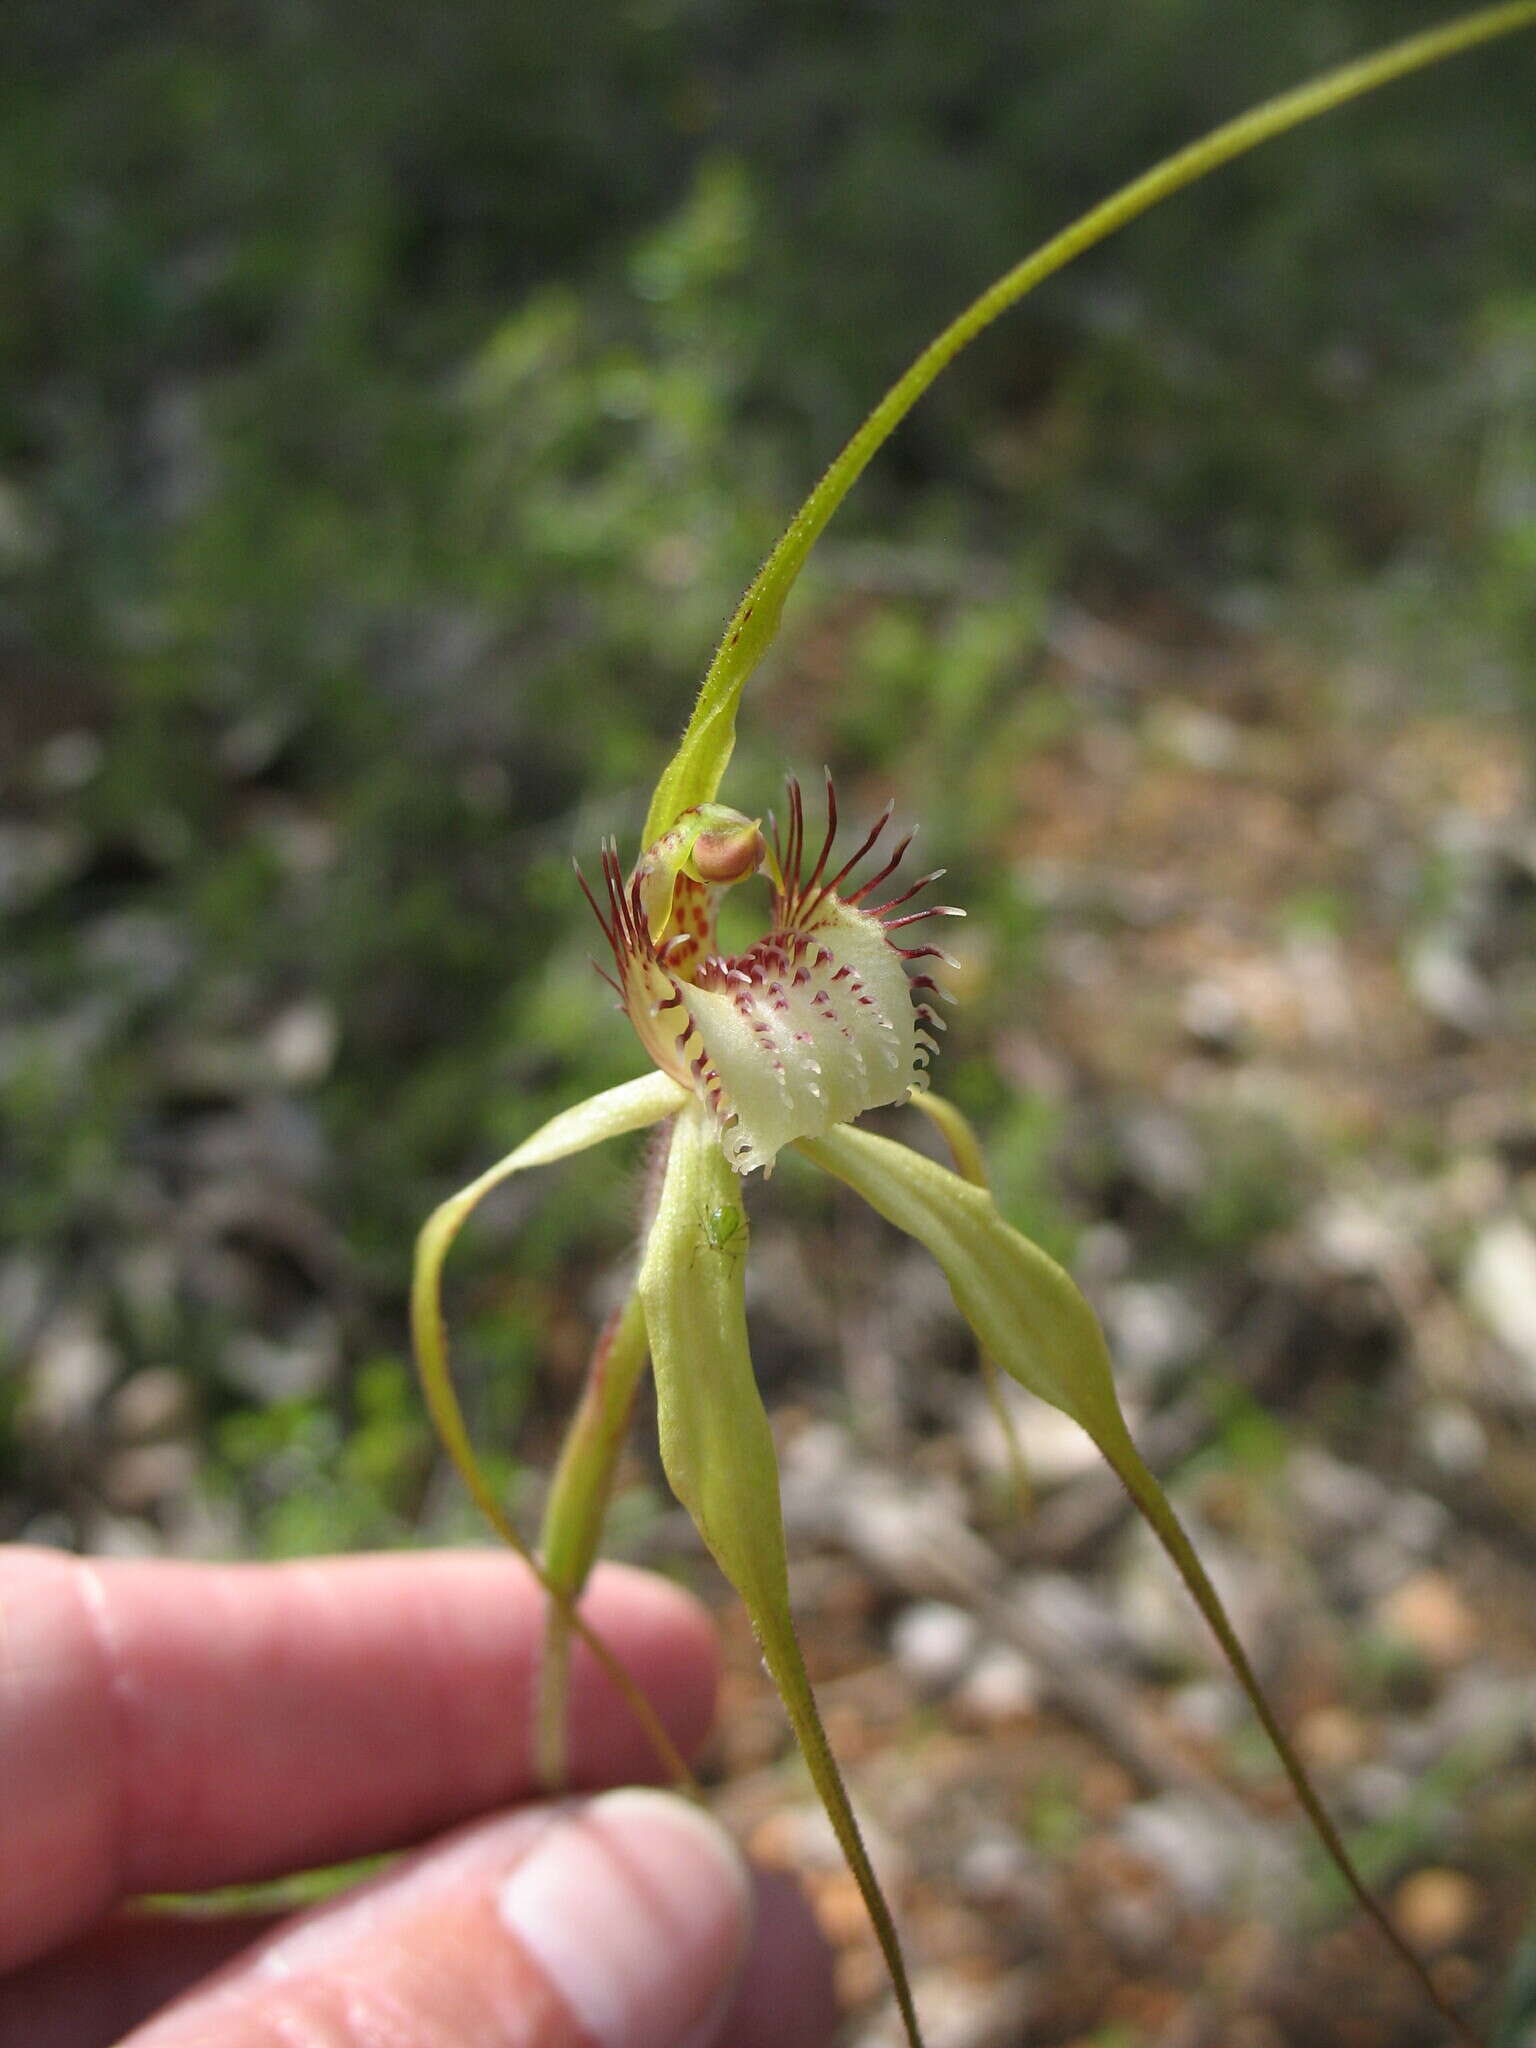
[410,1070,693,1788]
[799,1120,1477,2046]
[642,1100,924,2048]
[534,1285,652,1790]
[909,1092,1032,1513]
[644,0,1536,848]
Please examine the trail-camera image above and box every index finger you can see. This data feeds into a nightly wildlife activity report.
[0,1547,718,1974]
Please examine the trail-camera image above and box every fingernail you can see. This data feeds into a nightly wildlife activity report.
[498,1788,753,2048]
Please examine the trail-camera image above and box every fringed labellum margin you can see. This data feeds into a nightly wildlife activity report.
[580,773,963,1174]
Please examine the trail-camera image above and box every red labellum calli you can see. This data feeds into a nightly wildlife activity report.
[580,775,961,1174]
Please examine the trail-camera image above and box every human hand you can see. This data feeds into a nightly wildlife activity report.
[0,1546,838,2048]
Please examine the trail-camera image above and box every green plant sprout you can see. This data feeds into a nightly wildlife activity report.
[411,9,1536,2045]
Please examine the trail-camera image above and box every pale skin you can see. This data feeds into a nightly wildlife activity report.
[0,1546,837,2048]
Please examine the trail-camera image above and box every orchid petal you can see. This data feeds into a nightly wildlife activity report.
[799,1119,1476,2046]
[410,1070,689,1784]
[641,1100,924,2048]
[413,1070,684,1535]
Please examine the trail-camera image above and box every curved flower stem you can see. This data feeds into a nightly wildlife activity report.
[800,1120,1480,2046]
[643,1101,925,2048]
[645,0,1536,844]
[410,1071,696,1790]
[909,1092,1032,1513]
[534,1284,653,1790]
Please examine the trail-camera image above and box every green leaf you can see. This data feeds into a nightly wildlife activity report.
[643,0,1536,850]
[800,1117,1480,2048]
[640,1099,926,2048]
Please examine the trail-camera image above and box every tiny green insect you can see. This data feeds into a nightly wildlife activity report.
[694,1200,746,1264]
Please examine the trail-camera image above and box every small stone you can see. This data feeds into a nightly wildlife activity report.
[1307,1197,1406,1280]
[26,1312,116,1432]
[109,1367,192,1443]
[1374,1571,1479,1669]
[889,1601,980,1693]
[961,1386,1101,1486]
[1296,1705,1371,1772]
[1465,1217,1536,1385]
[1153,702,1242,771]
[35,729,103,792]
[1017,1574,1129,1664]
[1094,1885,1178,1961]
[1416,1401,1488,1477]
[1392,1868,1480,1951]
[1119,1793,1292,1912]
[1286,1447,1391,1536]
[1166,1678,1241,1740]
[815,1867,876,1946]
[1073,1221,1131,1287]
[1182,978,1247,1053]
[1346,1761,1414,1821]
[955,1642,1041,1722]
[1119,1108,1205,1203]
[101,1442,197,1513]
[221,1310,340,1401]
[1100,1279,1206,1392]
[1409,935,1495,1035]
[954,1829,1038,1902]
[82,1513,162,1558]
[263,998,338,1087]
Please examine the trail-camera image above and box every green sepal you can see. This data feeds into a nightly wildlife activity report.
[800,1119,1480,2047]
[539,1286,652,1601]
[640,1099,926,2048]
[412,1069,684,1541]
[534,1286,651,1789]
[410,1069,691,1789]
[800,1120,1134,1453]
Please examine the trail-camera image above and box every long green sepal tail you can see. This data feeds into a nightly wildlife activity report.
[799,1119,1481,2046]
[642,1101,926,2048]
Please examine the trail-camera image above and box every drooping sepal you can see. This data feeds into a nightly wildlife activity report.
[798,1117,1481,2048]
[639,1099,925,2048]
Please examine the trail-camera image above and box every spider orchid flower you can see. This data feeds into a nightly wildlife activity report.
[414,772,1458,2048]
[580,775,956,1174]
[410,15,1534,2042]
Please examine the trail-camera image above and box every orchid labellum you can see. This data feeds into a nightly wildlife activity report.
[412,11,1536,2043]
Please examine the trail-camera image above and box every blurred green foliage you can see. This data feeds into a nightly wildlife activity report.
[2,2,1534,1546]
